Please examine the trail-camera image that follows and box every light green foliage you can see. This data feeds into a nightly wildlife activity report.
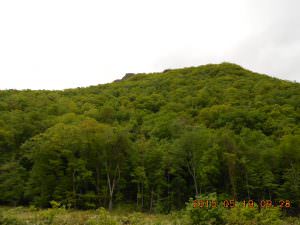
[185,196,286,225]
[185,193,225,225]
[224,202,283,225]
[0,63,299,219]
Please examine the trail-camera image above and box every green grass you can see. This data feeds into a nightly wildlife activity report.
[1,206,300,225]
[0,206,186,225]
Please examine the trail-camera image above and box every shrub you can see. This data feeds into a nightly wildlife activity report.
[223,202,283,225]
[185,193,226,225]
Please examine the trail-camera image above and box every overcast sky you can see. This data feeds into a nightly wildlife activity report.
[0,0,299,90]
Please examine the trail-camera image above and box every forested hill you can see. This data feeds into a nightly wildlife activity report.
[0,63,299,213]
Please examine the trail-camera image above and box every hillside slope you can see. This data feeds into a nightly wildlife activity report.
[0,63,299,213]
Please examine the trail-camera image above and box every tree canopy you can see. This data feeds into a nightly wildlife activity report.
[0,63,299,214]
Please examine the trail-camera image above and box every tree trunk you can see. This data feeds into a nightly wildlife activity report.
[167,171,170,211]
[136,183,140,208]
[107,172,114,211]
[187,163,199,196]
[245,170,250,200]
[150,189,154,212]
[73,169,77,208]
[106,165,120,211]
[228,166,236,199]
[109,196,113,211]
[141,182,144,209]
[192,168,199,196]
[96,166,101,205]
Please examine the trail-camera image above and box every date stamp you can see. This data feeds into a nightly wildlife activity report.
[193,199,291,208]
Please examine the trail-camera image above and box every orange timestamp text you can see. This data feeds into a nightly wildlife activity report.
[193,199,291,208]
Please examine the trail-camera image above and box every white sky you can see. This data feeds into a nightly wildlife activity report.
[0,0,299,90]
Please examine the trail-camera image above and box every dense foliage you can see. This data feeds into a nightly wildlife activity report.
[0,63,299,216]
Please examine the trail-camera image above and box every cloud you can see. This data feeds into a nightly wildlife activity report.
[227,0,300,82]
[0,0,299,90]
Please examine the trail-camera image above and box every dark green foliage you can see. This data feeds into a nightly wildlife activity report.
[0,63,299,216]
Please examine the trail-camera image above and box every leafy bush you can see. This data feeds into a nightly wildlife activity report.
[185,193,225,225]
[185,194,286,225]
[223,202,283,225]
[254,207,283,225]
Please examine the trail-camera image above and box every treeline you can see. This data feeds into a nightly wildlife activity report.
[0,63,299,214]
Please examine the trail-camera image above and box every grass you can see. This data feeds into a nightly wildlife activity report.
[0,206,186,225]
[1,206,300,225]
